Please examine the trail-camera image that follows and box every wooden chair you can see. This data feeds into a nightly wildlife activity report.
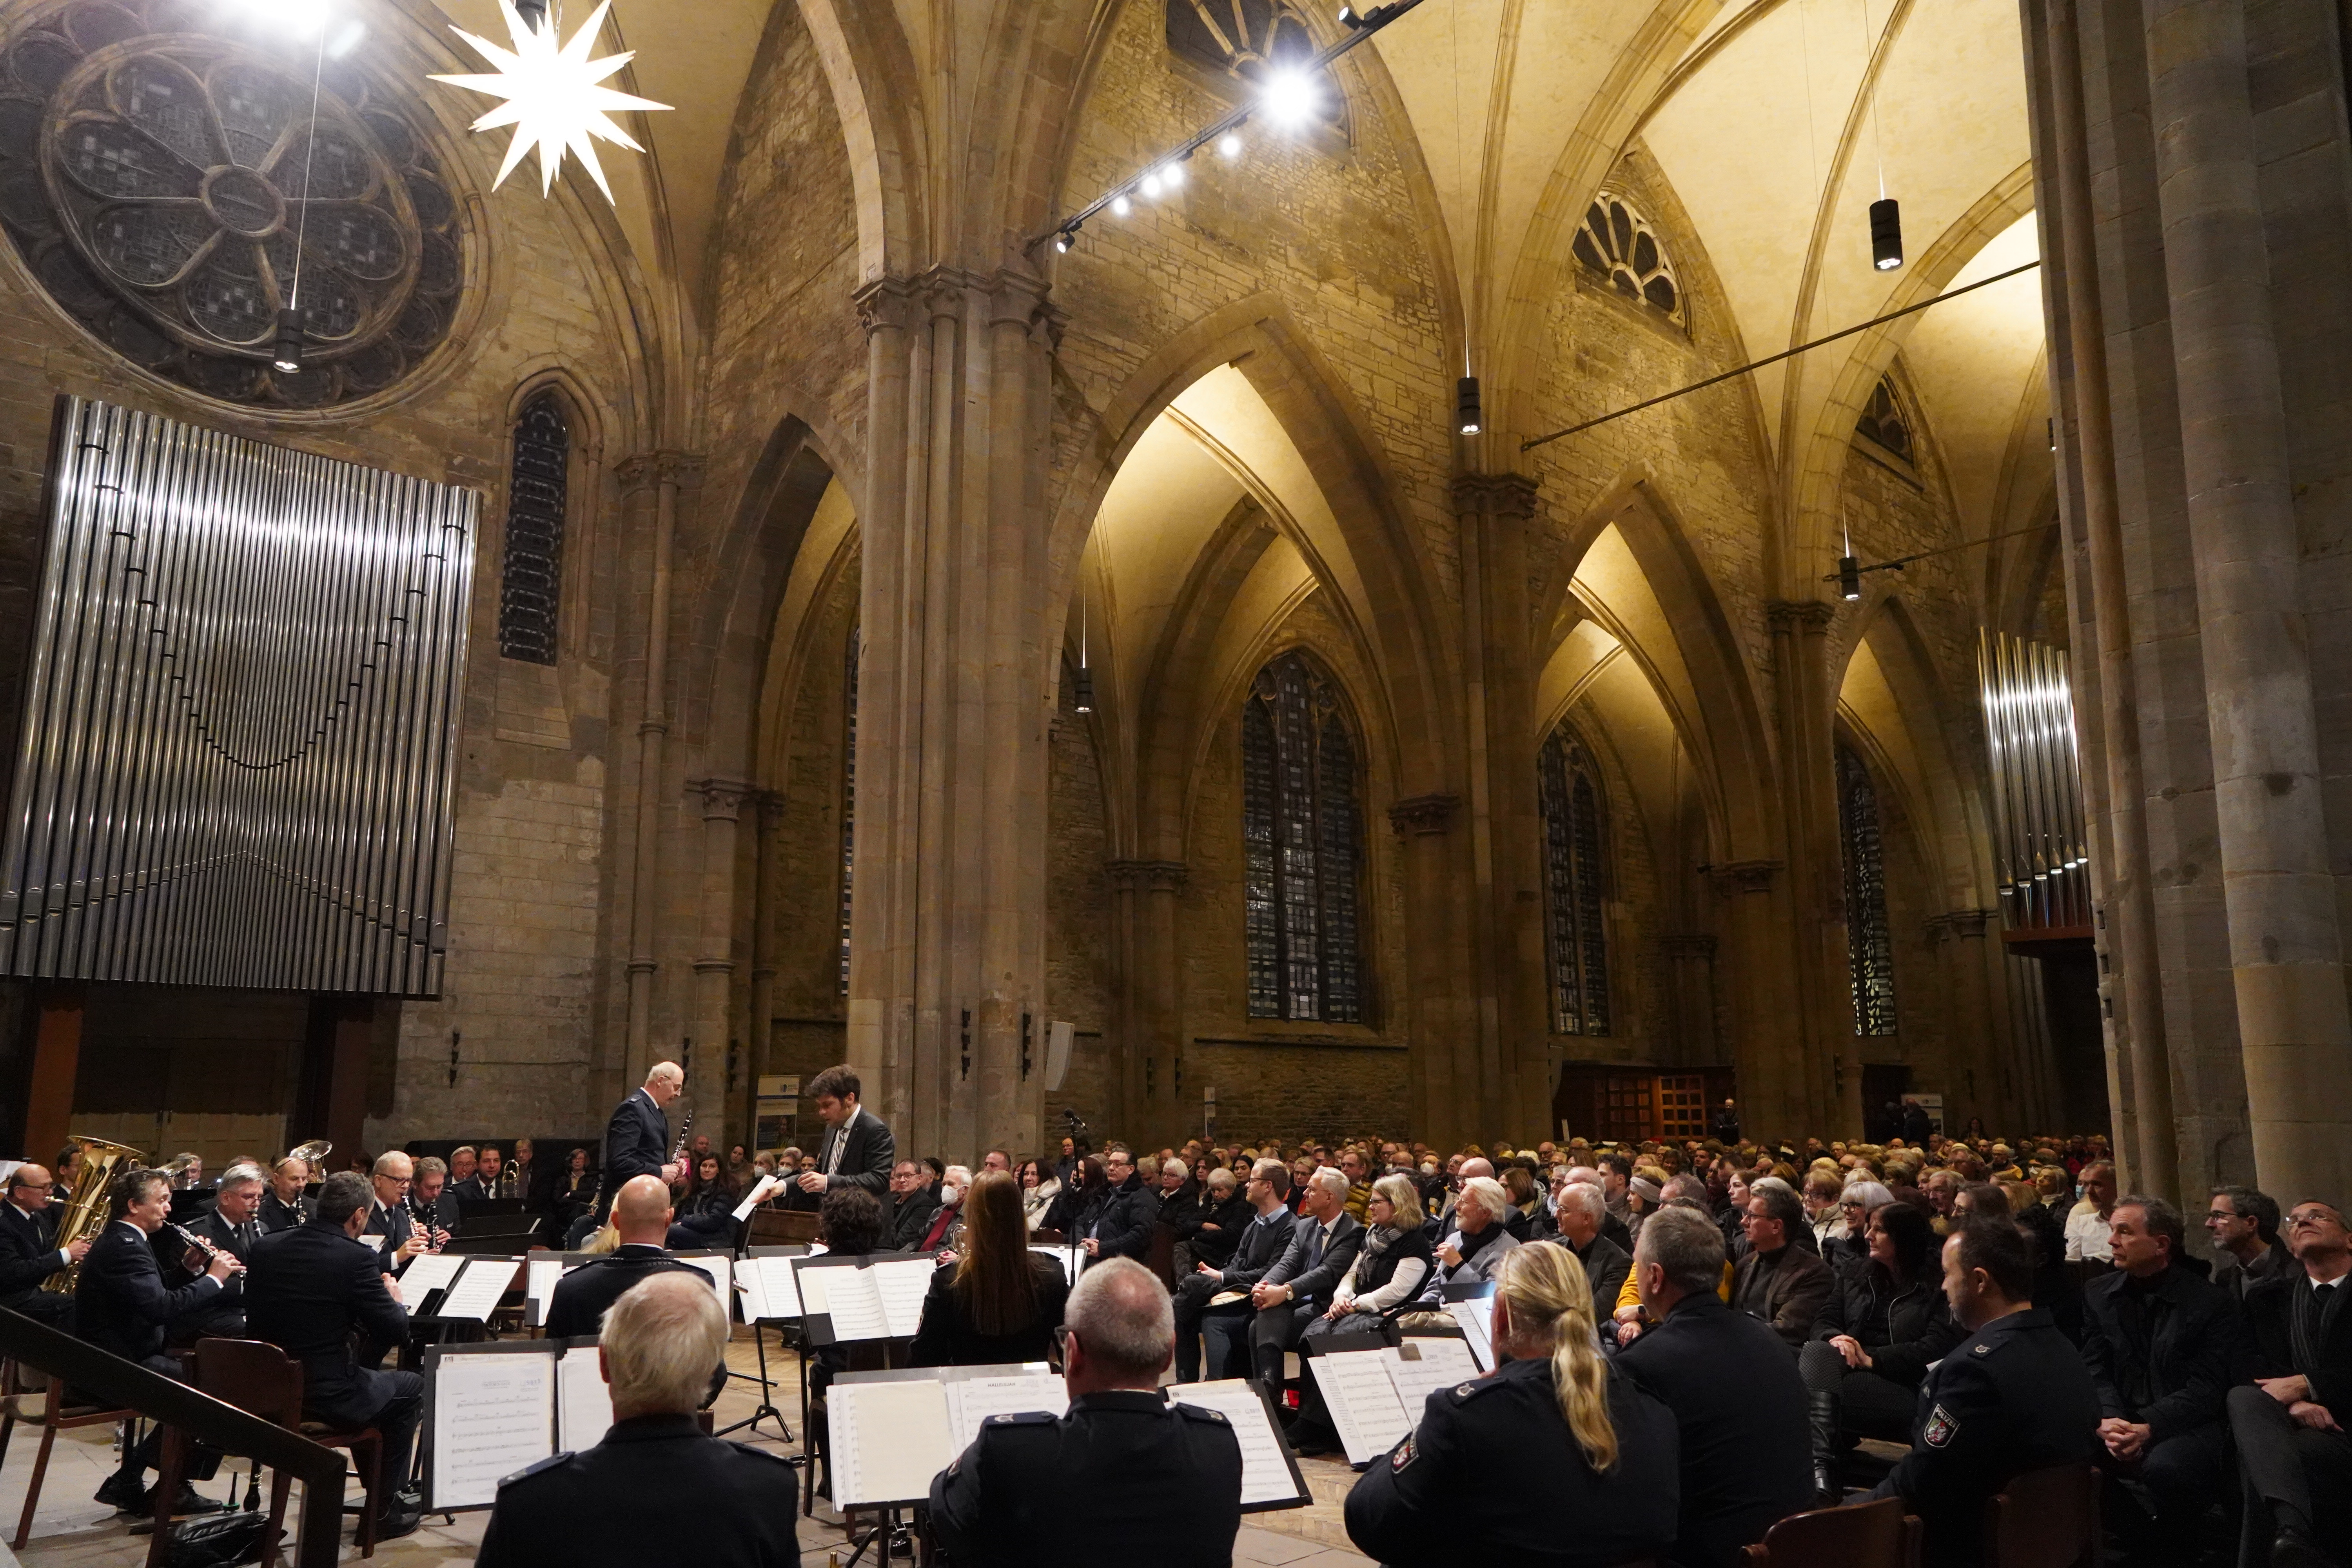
[181,1339,387,1564]
[1983,1461,2101,1568]
[2,1359,137,1549]
[1740,1495,1921,1568]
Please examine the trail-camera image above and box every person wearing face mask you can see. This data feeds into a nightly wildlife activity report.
[920,1165,973,1254]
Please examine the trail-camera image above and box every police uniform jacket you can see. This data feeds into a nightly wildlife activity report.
[74,1220,227,1367]
[258,1189,313,1234]
[543,1244,705,1341]
[1615,1290,1812,1568]
[476,1414,799,1568]
[927,1388,1243,1568]
[0,1200,70,1300]
[2079,1264,2243,1437]
[1868,1307,2100,1568]
[597,1089,674,1220]
[1345,1356,1680,1568]
[2240,1268,2352,1425]
[154,1206,259,1331]
[245,1218,413,1428]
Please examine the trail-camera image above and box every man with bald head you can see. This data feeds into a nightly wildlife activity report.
[589,1063,685,1240]
[368,1152,428,1272]
[545,1176,706,1341]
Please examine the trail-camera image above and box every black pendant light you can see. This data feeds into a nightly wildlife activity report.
[1870,198,1902,271]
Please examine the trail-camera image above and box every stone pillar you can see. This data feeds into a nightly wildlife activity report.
[1767,600,1847,1137]
[746,792,785,1131]
[689,778,757,1146]
[23,984,82,1168]
[1662,935,1720,1065]
[615,451,702,1091]
[1453,472,1551,1130]
[2141,0,2352,1204]
[1925,909,2000,1125]
[848,267,1060,1162]
[1107,859,1186,1146]
[1711,859,1798,1140]
[1391,793,1479,1145]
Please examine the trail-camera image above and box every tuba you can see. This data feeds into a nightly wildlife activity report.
[41,1136,143,1293]
[285,1138,332,1172]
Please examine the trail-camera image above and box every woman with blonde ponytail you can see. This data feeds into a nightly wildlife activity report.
[1345,1241,1680,1567]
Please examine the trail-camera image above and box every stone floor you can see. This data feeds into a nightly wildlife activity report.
[0,1332,1374,1568]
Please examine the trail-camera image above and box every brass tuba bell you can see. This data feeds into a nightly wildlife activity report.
[285,1138,332,1169]
[40,1136,144,1293]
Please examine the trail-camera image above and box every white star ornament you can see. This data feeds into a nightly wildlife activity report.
[430,0,670,202]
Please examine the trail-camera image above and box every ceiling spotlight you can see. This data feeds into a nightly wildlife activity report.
[1140,170,1163,198]
[1111,192,1132,217]
[1073,666,1095,715]
[1870,197,1904,270]
[1160,160,1185,189]
[1838,555,1863,600]
[1219,132,1243,158]
[512,0,547,31]
[1455,376,1482,436]
[1261,69,1319,128]
[1053,228,1074,254]
[272,307,304,374]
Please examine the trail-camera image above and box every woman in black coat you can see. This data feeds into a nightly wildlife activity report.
[908,1171,1068,1367]
[1346,1241,1680,1568]
[1801,1200,1960,1440]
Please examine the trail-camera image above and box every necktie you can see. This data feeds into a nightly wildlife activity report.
[1310,1225,1326,1268]
[825,1117,849,1177]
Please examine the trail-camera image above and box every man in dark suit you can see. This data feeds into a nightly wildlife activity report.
[545,1176,708,1341]
[456,1145,516,1203]
[2229,1198,2352,1566]
[1553,1181,1632,1323]
[1730,1186,1835,1349]
[76,1167,240,1515]
[258,1156,314,1234]
[478,1273,793,1568]
[152,1164,268,1338]
[1180,1160,1296,1382]
[592,1062,685,1232]
[888,1161,941,1250]
[2079,1196,2242,1562]
[792,1063,893,1231]
[247,1171,425,1541]
[1248,1167,1366,1400]
[1617,1205,1812,1568]
[1,1162,84,1327]
[410,1157,459,1242]
[365,1152,425,1272]
[1081,1148,1156,1267]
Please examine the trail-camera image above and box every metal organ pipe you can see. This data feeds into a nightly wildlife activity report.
[1978,630,2090,932]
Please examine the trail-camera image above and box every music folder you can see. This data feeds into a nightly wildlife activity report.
[736,1245,809,1323]
[789,1253,935,1343]
[422,1337,609,1511]
[1163,1378,1312,1511]
[1442,1281,1495,1369]
[825,1363,1067,1508]
[1305,1336,1484,1466]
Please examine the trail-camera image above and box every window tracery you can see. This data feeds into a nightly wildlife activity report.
[1166,1,1340,123]
[497,391,567,665]
[1538,726,1612,1035]
[1241,650,1362,1022]
[1572,193,1682,324]
[1855,377,1913,462]
[1837,742,1898,1036]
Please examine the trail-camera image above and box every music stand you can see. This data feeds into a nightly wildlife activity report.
[715,1245,801,1446]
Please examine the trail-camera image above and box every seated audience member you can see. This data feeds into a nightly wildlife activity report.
[1168,1166,1250,1276]
[0,1162,85,1327]
[1800,1200,1961,1496]
[247,1171,423,1541]
[1805,1170,1847,1249]
[2079,1195,2240,1564]
[1553,1181,1632,1323]
[1345,1241,1680,1568]
[544,1175,706,1341]
[888,1160,941,1251]
[668,1153,739,1248]
[2207,1185,2291,1305]
[1018,1158,1060,1233]
[1337,1147,1374,1223]
[1730,1184,1834,1348]
[1828,1181,1895,1270]
[1499,1164,1546,1240]
[1081,1148,1156,1266]
[1286,1174,1434,1455]
[1180,1160,1296,1382]
[909,1171,1067,1367]
[1869,1218,2101,1568]
[2228,1198,2352,1565]
[1615,1204,1811,1568]
[79,1167,240,1519]
[919,1165,972,1254]
[930,1258,1241,1567]
[477,1273,793,1568]
[1154,1156,1197,1221]
[1397,1176,1519,1328]
[1249,1167,1366,1399]
[2067,1160,2118,1264]
[259,1156,314,1233]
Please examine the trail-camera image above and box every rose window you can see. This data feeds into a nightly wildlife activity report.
[0,0,462,407]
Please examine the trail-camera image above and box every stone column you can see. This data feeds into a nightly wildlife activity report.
[1662,934,1720,1065]
[1767,600,1847,1136]
[746,792,784,1134]
[1924,909,2000,1125]
[1711,859,1798,1140]
[2142,0,2352,1204]
[1453,473,1551,1130]
[848,267,1061,1161]
[614,452,702,1090]
[1107,860,1187,1147]
[1391,794,1479,1145]
[688,778,757,1146]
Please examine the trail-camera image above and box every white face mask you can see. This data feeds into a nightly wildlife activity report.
[940,1185,963,1206]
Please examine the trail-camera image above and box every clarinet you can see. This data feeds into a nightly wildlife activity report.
[670,1109,694,1169]
[170,1222,246,1277]
[407,1195,446,1251]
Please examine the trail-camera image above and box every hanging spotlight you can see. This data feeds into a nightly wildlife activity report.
[272,307,304,374]
[1111,192,1132,217]
[1261,69,1320,128]
[1869,197,1904,270]
[1838,555,1863,600]
[1140,170,1163,198]
[1219,132,1243,158]
[1073,666,1095,714]
[1455,376,1482,436]
[1160,160,1185,189]
[1053,224,1078,254]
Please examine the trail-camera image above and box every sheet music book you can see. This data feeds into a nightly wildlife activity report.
[826,1365,1067,1507]
[397,1252,465,1315]
[737,1254,805,1321]
[674,1251,731,1302]
[428,1349,554,1510]
[1165,1379,1312,1510]
[942,1369,1066,1446]
[1445,1297,1494,1369]
[1383,1336,1482,1416]
[1305,1339,1486,1465]
[792,1255,935,1340]
[438,1257,519,1322]
[525,1258,568,1327]
[555,1345,612,1454]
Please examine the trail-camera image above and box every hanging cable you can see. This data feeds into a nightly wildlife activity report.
[274,21,328,373]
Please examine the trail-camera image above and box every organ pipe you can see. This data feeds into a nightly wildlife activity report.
[1977,630,2091,932]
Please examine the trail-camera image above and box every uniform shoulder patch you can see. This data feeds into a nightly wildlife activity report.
[1174,1402,1230,1425]
[498,1451,573,1488]
[1922,1403,1960,1448]
[1452,1381,1485,1401]
[983,1411,1057,1428]
[1390,1434,1417,1471]
[1971,1341,1993,1356]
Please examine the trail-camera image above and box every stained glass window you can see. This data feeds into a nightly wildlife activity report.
[838,628,859,997]
[1838,742,1898,1036]
[1538,726,1612,1034]
[497,391,567,664]
[1241,651,1362,1021]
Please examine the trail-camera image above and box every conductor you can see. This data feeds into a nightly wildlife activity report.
[793,1064,894,1230]
[929,1258,1243,1566]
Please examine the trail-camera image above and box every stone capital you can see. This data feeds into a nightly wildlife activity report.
[1708,857,1784,895]
[1388,793,1461,837]
[1449,471,1541,520]
[854,275,923,337]
[1765,599,1837,633]
[614,450,705,495]
[690,777,761,822]
[1106,858,1187,894]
